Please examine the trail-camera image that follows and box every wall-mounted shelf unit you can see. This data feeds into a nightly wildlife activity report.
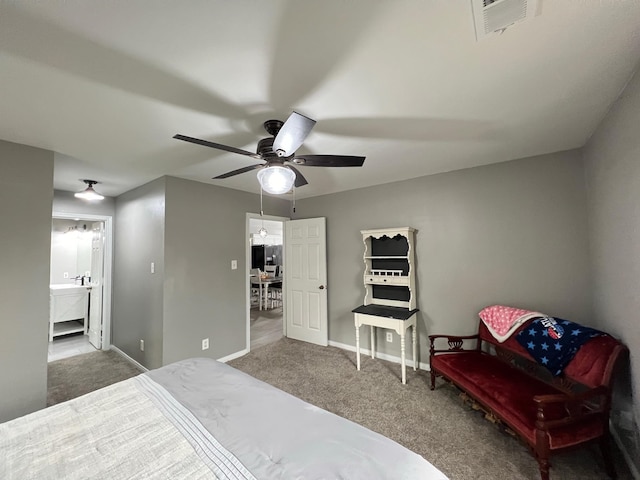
[362,227,416,309]
[353,227,418,384]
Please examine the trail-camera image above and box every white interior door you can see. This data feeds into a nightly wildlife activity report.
[285,217,328,346]
[88,221,104,349]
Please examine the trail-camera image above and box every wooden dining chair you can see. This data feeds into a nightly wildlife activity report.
[267,265,282,309]
[249,268,262,309]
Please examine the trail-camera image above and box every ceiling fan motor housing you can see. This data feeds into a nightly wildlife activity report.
[263,119,283,136]
[257,137,279,159]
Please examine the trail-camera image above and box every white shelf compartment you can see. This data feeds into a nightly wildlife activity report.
[52,320,85,337]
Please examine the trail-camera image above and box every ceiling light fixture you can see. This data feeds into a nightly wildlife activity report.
[74,179,105,201]
[257,166,295,195]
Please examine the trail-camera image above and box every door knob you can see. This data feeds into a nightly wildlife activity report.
[319,285,325,290]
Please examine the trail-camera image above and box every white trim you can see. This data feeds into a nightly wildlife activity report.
[245,212,289,352]
[217,348,250,363]
[328,340,431,371]
[52,212,113,350]
[610,421,640,480]
[109,346,148,372]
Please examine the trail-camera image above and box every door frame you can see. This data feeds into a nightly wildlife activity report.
[52,211,113,349]
[245,212,289,351]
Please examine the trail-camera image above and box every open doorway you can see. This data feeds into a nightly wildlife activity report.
[49,212,113,362]
[246,213,288,351]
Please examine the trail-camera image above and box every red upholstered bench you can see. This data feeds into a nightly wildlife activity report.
[429,319,628,480]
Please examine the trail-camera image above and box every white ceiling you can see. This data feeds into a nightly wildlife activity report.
[1,1,639,199]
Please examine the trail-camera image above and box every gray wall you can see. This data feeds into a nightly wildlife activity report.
[163,177,290,364]
[53,189,115,217]
[583,66,640,470]
[294,150,592,365]
[113,176,290,369]
[0,140,53,421]
[113,178,166,369]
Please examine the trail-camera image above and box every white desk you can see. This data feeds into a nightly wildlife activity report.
[352,304,418,384]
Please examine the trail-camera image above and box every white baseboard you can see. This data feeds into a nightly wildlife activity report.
[328,340,431,371]
[217,348,249,363]
[110,345,249,370]
[610,421,640,480]
[109,346,149,372]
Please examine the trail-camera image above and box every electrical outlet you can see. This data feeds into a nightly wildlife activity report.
[386,332,393,343]
[63,272,69,279]
[231,260,237,270]
[202,338,209,350]
[140,339,144,351]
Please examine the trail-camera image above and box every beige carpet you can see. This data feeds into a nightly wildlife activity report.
[229,337,632,480]
[47,349,143,406]
[45,339,631,479]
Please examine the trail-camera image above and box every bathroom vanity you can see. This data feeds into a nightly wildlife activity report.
[49,285,90,342]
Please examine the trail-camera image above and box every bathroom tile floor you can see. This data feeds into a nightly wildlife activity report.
[48,333,97,362]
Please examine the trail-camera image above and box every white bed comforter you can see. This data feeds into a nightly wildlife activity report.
[0,358,448,480]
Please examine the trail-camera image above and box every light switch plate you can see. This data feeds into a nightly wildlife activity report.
[231,260,237,270]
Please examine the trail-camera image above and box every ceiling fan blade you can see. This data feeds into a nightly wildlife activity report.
[290,154,365,167]
[174,134,262,160]
[272,112,316,157]
[287,165,309,188]
[213,164,264,179]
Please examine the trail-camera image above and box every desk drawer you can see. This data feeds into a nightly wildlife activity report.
[364,275,409,286]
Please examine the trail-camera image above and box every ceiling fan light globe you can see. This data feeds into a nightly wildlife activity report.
[257,166,295,195]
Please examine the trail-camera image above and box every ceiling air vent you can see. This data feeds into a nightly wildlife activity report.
[471,0,540,40]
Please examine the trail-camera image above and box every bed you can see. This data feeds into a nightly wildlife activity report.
[0,358,448,479]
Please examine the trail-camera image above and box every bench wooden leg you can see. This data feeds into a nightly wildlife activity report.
[430,370,436,390]
[600,433,617,479]
[534,427,551,480]
[536,456,550,480]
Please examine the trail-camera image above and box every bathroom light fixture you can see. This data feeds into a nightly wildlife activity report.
[74,179,104,201]
[257,166,295,195]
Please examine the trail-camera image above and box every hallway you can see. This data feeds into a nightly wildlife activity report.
[250,306,283,350]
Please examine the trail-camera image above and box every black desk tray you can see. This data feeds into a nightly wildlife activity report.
[352,304,418,320]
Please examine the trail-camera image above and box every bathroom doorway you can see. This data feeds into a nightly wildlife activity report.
[49,212,113,362]
[246,213,287,351]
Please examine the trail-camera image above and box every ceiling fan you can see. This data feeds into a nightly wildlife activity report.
[173,112,365,194]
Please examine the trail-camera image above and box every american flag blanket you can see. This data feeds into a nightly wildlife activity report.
[516,316,605,376]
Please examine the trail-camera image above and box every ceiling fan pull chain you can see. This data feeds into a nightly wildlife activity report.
[293,186,296,214]
[260,186,264,217]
